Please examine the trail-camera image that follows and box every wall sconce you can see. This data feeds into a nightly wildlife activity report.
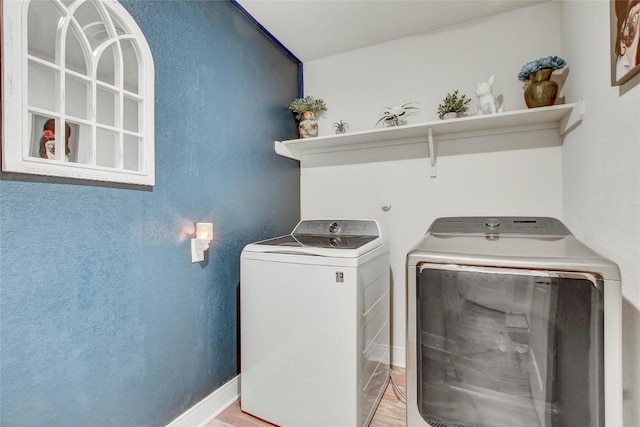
[191,223,213,263]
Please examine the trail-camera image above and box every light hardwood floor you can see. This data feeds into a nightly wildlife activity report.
[206,368,406,427]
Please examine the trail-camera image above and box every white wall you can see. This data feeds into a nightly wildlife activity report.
[304,2,640,424]
[560,1,640,425]
[303,2,565,366]
[305,3,563,135]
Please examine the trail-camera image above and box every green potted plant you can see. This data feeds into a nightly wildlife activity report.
[333,120,349,134]
[437,90,471,120]
[289,95,327,138]
[288,95,327,119]
[376,103,419,127]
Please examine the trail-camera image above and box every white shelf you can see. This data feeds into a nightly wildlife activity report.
[275,102,584,176]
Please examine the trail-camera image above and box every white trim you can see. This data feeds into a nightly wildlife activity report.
[167,375,240,427]
[391,345,406,369]
[1,0,155,185]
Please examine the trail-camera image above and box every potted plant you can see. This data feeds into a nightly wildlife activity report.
[518,55,566,108]
[376,102,419,127]
[333,120,349,134]
[289,95,327,138]
[437,90,471,119]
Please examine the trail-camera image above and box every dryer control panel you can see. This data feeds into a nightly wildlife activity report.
[429,216,571,236]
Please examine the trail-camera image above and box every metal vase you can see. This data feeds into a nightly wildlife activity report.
[524,69,558,108]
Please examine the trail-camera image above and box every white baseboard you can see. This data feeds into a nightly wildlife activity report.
[167,375,240,427]
[166,346,403,426]
[391,345,406,369]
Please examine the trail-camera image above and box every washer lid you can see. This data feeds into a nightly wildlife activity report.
[243,219,383,258]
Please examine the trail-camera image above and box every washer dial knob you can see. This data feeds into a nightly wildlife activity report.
[485,218,501,229]
[329,222,341,234]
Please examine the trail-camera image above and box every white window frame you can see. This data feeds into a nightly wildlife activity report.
[2,0,155,186]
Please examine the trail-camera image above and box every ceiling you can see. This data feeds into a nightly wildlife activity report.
[236,0,549,62]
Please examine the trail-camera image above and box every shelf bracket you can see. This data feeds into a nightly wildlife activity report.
[559,100,585,136]
[428,127,437,177]
[274,140,296,160]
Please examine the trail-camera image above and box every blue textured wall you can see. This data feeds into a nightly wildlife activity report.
[0,1,300,425]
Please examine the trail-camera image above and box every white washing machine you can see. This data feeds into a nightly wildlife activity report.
[406,217,622,427]
[241,219,390,427]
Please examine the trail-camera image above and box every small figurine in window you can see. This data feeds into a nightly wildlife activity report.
[39,119,71,161]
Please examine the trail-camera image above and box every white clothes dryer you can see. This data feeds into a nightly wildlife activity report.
[241,219,390,427]
[406,217,622,427]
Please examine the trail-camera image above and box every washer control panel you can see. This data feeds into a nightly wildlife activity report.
[293,220,380,237]
[429,216,571,236]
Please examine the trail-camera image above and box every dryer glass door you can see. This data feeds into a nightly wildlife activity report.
[416,264,604,427]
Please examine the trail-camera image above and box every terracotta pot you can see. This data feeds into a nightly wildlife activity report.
[524,69,558,108]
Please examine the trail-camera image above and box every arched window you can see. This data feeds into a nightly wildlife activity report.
[2,0,155,185]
